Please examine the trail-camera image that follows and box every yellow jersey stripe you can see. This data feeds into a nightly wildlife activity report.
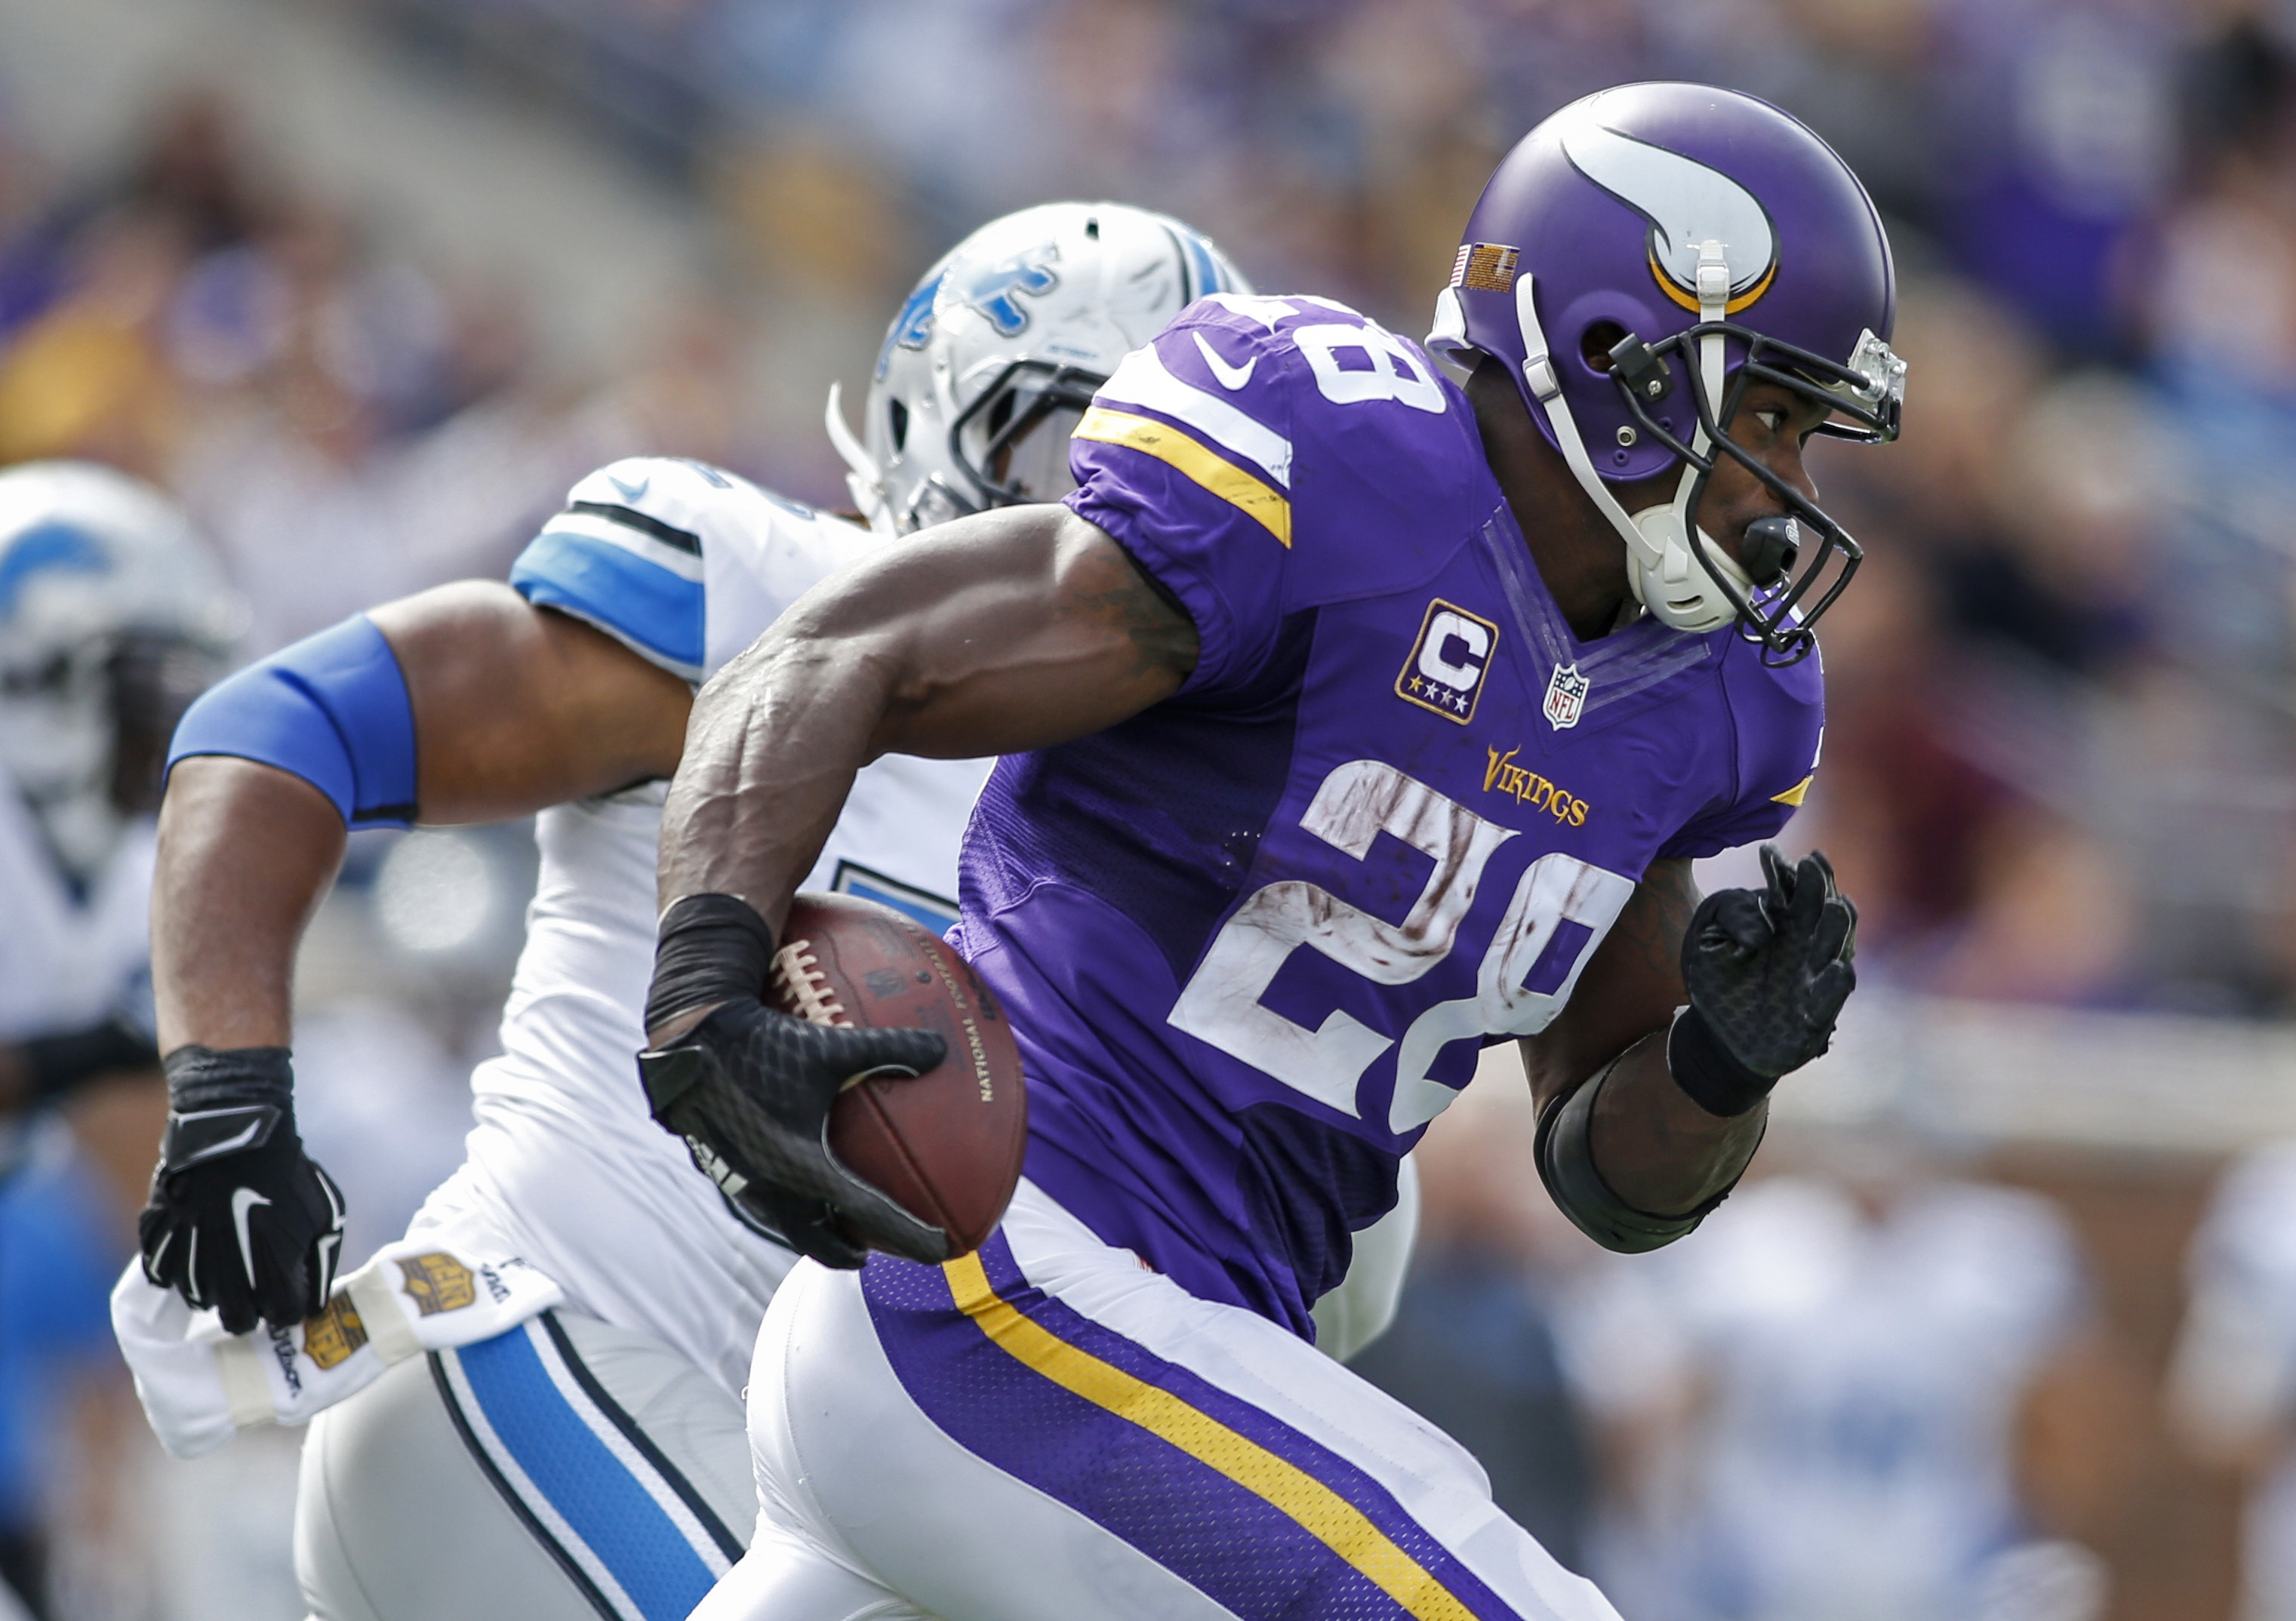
[1073,406,1292,549]
[1770,774,1812,807]
[943,1253,1476,1621]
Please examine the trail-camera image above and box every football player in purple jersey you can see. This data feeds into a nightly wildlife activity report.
[651,83,1902,1621]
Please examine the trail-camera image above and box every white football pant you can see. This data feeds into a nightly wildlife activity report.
[693,1180,1617,1621]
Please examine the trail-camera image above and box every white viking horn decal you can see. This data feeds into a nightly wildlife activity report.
[1559,118,1778,314]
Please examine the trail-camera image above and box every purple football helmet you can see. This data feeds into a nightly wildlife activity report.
[1427,83,1904,663]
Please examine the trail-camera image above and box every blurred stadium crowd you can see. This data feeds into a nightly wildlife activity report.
[5,0,2296,1619]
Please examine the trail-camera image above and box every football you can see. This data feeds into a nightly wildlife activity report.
[767,891,1026,1258]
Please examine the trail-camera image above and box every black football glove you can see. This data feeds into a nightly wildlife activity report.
[643,892,953,1268]
[138,1046,346,1335]
[640,998,949,1268]
[1671,845,1857,1115]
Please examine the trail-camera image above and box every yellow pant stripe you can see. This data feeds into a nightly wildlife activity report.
[942,1252,1475,1621]
[1073,406,1293,549]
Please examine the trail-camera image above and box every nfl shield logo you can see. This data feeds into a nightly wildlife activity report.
[1543,663,1590,730]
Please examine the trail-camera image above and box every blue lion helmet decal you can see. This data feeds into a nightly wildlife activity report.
[0,521,109,619]
[948,241,1062,337]
[877,269,946,381]
[877,239,1066,382]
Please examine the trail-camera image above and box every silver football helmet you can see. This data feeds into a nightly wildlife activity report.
[829,201,1251,536]
[0,462,241,879]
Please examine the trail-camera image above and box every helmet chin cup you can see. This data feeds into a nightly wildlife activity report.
[1625,500,1744,633]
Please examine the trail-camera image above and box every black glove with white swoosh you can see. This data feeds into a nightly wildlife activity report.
[137,1046,346,1335]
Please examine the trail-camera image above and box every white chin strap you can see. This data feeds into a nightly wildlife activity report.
[824,382,897,537]
[1513,258,1749,634]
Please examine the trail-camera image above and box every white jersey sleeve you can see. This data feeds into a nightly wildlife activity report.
[509,457,869,684]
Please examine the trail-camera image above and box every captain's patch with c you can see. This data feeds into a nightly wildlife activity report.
[1396,600,1499,724]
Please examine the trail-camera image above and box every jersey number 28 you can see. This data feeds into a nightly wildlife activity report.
[1168,759,1633,1136]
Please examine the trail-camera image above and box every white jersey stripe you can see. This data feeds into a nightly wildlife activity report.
[1100,342,1294,488]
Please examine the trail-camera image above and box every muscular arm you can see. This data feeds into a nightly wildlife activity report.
[153,583,692,1050]
[374,582,693,823]
[653,504,1194,1033]
[1518,858,1765,1217]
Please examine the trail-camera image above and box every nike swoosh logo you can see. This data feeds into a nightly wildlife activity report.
[232,1186,273,1288]
[186,1228,205,1307]
[608,472,650,503]
[185,1114,268,1161]
[1193,331,1256,391]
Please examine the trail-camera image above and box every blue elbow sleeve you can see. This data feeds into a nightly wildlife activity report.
[168,615,417,827]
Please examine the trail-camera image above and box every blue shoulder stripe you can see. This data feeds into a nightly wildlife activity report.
[511,531,705,680]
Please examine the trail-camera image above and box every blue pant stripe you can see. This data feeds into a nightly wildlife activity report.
[454,1324,719,1621]
[535,1314,746,1564]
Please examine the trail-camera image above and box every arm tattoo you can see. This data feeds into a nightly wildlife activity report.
[1074,540,1198,681]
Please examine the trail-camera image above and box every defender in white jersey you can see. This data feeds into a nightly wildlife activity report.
[112,205,1360,1621]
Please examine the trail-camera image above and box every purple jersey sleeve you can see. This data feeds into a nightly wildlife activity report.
[1064,295,1491,697]
[1656,636,1826,860]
